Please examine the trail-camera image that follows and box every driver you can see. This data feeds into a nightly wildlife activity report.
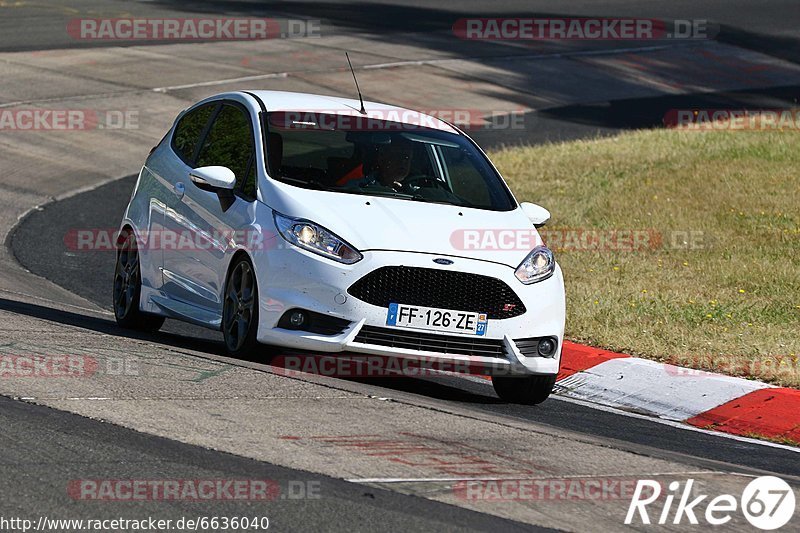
[342,140,413,191]
[372,141,413,190]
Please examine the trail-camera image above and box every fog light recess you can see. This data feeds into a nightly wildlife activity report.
[289,310,307,328]
[537,338,556,357]
[512,337,559,358]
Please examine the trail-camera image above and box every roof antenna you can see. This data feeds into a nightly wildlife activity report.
[346,52,367,115]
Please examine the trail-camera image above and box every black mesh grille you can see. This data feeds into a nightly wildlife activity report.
[513,338,543,357]
[348,266,525,319]
[305,314,351,335]
[354,325,507,358]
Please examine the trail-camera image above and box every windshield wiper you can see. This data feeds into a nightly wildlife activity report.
[278,180,469,208]
[365,190,461,207]
[278,176,334,191]
[406,195,462,207]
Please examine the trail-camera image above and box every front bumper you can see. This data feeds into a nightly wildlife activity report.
[253,245,566,376]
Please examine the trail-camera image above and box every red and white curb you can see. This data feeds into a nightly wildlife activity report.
[556,341,800,445]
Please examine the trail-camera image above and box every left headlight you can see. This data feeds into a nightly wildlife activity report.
[515,245,555,284]
[273,212,362,264]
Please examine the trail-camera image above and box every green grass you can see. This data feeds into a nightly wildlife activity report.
[490,129,800,387]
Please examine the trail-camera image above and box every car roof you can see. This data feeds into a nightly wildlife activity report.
[242,90,458,134]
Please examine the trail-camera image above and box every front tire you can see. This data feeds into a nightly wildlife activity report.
[222,256,260,357]
[492,374,557,405]
[113,230,165,332]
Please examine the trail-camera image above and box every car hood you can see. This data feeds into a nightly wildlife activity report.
[266,182,543,268]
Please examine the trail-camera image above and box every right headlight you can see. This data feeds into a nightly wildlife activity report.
[514,245,555,284]
[273,212,362,264]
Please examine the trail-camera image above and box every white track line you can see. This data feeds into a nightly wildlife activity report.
[150,43,688,93]
[0,43,693,106]
[347,471,726,484]
[153,72,289,93]
[361,43,682,70]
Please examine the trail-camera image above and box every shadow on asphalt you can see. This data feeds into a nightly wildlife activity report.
[0,296,227,356]
[345,376,504,404]
[537,85,800,130]
[0,296,504,405]
[149,1,800,64]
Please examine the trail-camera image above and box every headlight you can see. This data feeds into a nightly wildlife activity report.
[515,245,555,284]
[273,212,362,264]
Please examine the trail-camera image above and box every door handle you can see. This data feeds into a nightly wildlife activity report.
[173,182,185,199]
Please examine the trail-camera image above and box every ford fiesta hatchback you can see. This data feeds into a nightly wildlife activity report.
[113,90,566,404]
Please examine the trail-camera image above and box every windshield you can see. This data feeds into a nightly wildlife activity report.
[264,112,516,211]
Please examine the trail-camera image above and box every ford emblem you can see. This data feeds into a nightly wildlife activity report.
[433,258,454,265]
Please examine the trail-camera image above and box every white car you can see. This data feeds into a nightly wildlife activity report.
[114,90,566,404]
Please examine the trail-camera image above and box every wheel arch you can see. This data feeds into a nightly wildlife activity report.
[116,222,136,246]
[224,248,257,289]
[225,248,255,281]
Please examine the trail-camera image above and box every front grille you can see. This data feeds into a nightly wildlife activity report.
[306,314,351,335]
[513,338,543,357]
[347,266,526,319]
[353,325,507,358]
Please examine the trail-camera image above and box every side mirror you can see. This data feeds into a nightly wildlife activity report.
[190,166,236,191]
[520,202,551,227]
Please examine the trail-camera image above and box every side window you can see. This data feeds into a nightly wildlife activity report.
[440,146,492,207]
[242,162,257,200]
[196,104,256,199]
[172,103,215,164]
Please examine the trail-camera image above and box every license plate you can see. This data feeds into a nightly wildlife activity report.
[386,303,487,336]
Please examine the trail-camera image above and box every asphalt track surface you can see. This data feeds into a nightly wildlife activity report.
[4,0,800,530]
[12,176,800,480]
[1,0,800,145]
[1,0,800,59]
[0,396,547,532]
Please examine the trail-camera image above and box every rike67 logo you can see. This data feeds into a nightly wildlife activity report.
[626,476,795,530]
